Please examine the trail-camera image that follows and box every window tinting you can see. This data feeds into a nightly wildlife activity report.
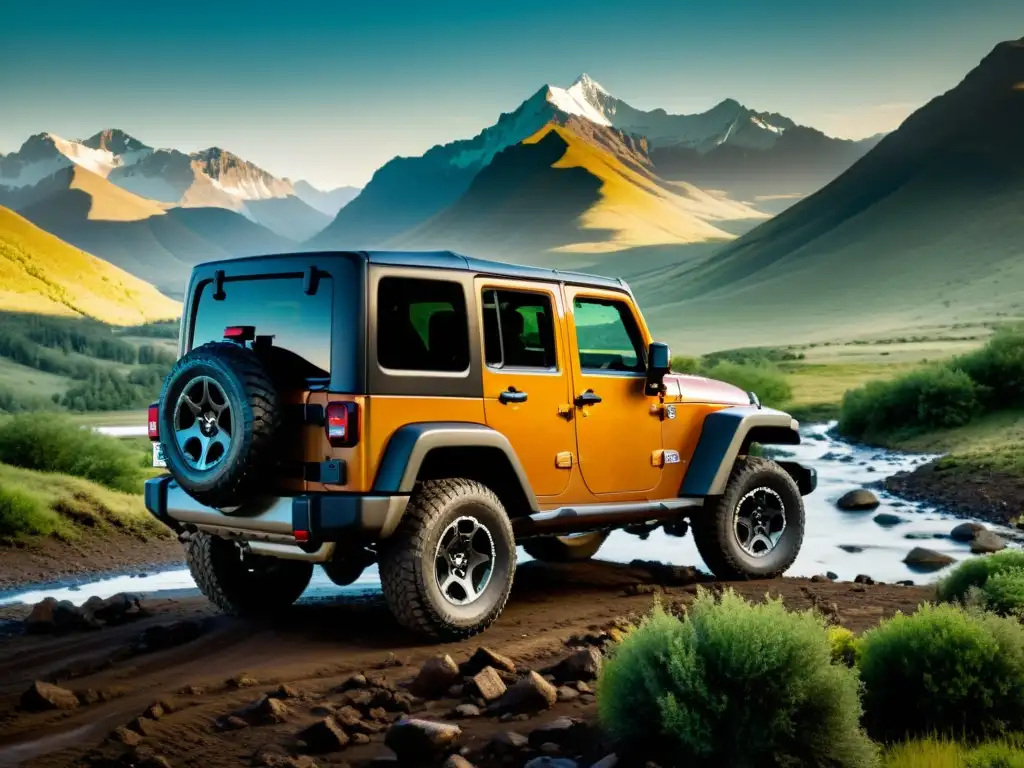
[191,275,332,377]
[573,297,645,373]
[482,290,556,369]
[377,277,469,372]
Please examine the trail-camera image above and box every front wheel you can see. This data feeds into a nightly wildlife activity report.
[691,457,804,580]
[522,531,609,562]
[378,479,516,641]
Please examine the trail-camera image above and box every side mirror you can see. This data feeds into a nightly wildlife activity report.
[645,341,671,394]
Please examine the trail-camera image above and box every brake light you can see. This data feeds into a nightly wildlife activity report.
[325,402,359,447]
[223,325,255,342]
[148,403,159,441]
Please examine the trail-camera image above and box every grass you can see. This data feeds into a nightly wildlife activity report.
[884,736,1024,768]
[0,461,167,544]
[66,409,150,428]
[891,410,1024,476]
[0,356,71,400]
[784,361,920,421]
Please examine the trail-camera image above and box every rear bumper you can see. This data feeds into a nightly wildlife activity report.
[144,475,409,561]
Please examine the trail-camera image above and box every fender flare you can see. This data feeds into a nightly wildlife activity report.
[372,421,539,511]
[680,406,802,497]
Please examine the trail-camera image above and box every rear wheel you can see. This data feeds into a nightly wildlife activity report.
[691,457,804,580]
[378,479,515,641]
[185,532,313,616]
[522,531,609,562]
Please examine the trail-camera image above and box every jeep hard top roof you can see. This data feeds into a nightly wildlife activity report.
[193,250,630,293]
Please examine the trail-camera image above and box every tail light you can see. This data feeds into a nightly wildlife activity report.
[148,403,160,441]
[224,325,255,342]
[325,402,359,447]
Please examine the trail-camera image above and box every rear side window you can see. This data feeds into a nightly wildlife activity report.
[191,275,333,377]
[377,277,469,373]
[482,289,557,369]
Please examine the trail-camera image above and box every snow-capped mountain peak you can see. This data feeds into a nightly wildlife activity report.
[569,73,609,97]
[0,129,153,188]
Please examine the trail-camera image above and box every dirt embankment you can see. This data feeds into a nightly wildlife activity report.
[0,561,932,768]
[885,461,1024,527]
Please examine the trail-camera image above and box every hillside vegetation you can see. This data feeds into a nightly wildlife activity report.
[0,205,180,324]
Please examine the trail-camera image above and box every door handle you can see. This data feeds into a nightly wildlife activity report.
[574,389,602,407]
[499,387,528,404]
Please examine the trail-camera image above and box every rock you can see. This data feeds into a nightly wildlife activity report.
[826,571,839,581]
[338,673,368,691]
[298,717,350,753]
[591,756,620,768]
[853,574,874,585]
[21,681,80,711]
[227,673,259,689]
[378,652,403,668]
[443,756,476,768]
[951,522,987,542]
[90,593,144,624]
[23,598,98,634]
[556,686,579,702]
[410,655,461,698]
[549,647,602,683]
[528,717,591,752]
[127,717,158,737]
[460,647,517,676]
[333,705,367,730]
[971,530,1008,554]
[489,731,529,754]
[896,580,915,586]
[573,681,592,694]
[837,489,880,511]
[368,706,391,722]
[269,684,302,700]
[385,718,461,761]
[240,696,289,725]
[110,727,143,746]
[624,583,661,596]
[144,701,169,719]
[490,671,557,714]
[451,703,482,718]
[838,545,864,553]
[218,715,249,731]
[524,759,578,768]
[904,532,935,539]
[134,619,208,653]
[447,684,464,698]
[253,745,319,768]
[903,547,956,571]
[874,513,906,527]
[180,684,206,696]
[136,755,173,768]
[468,667,506,703]
[352,733,371,745]
[810,574,828,583]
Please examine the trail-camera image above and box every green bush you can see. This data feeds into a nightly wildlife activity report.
[937,550,1024,618]
[0,414,144,493]
[955,329,1024,410]
[858,603,1024,742]
[884,737,1024,768]
[670,355,702,374]
[0,484,58,539]
[828,625,860,667]
[966,740,1024,768]
[701,360,792,408]
[838,366,980,440]
[597,590,876,767]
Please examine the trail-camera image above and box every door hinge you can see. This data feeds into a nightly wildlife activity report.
[650,403,677,420]
[555,451,574,469]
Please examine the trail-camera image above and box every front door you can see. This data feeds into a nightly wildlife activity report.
[477,280,575,498]
[565,287,662,495]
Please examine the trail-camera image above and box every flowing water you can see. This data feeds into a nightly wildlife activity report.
[3,422,1017,608]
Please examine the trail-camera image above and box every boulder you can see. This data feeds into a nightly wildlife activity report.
[468,667,506,703]
[874,513,906,527]
[837,490,880,511]
[298,717,350,753]
[548,647,602,683]
[23,598,98,634]
[90,593,144,623]
[853,574,874,586]
[556,686,579,702]
[410,655,461,698]
[489,671,557,715]
[951,522,987,542]
[971,530,1007,554]
[903,547,956,571]
[385,718,461,761]
[20,681,80,711]
[244,696,289,725]
[460,647,516,676]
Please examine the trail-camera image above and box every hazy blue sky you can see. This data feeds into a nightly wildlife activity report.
[2,0,1021,188]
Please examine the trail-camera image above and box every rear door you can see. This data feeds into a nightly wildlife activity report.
[476,278,576,499]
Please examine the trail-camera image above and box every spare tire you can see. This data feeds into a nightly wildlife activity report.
[158,341,281,509]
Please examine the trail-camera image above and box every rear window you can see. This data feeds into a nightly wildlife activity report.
[190,275,333,377]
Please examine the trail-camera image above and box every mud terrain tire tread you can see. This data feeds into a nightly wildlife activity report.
[379,479,515,642]
[159,341,280,509]
[185,532,313,616]
[522,531,609,562]
[691,456,805,581]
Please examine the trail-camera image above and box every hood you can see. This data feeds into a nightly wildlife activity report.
[665,373,751,406]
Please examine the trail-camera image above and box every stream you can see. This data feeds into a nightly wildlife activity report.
[1,422,1017,608]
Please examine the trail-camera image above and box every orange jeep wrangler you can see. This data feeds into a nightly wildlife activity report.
[145,251,816,640]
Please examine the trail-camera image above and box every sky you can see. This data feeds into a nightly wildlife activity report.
[1,0,1022,189]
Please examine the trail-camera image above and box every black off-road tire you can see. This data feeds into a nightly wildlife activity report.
[185,532,313,616]
[378,479,516,642]
[691,457,805,580]
[158,341,280,509]
[522,531,609,562]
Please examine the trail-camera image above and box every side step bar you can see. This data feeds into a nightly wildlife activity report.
[513,498,703,537]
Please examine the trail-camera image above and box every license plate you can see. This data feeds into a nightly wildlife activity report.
[152,442,167,468]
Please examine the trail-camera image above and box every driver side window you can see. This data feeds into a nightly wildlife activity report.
[572,296,646,373]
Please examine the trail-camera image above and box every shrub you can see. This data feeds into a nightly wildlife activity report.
[700,360,792,408]
[955,328,1024,410]
[0,414,144,493]
[0,484,58,540]
[597,590,876,767]
[670,355,701,374]
[883,737,1024,768]
[966,740,1024,768]
[858,603,1024,741]
[828,625,860,667]
[937,550,1024,618]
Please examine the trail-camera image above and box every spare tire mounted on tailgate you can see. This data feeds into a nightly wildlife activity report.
[158,341,281,509]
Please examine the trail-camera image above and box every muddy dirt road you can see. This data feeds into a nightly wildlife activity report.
[0,561,932,768]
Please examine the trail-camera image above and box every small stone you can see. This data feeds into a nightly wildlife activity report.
[528,717,591,752]
[853,574,875,586]
[352,733,371,745]
[556,686,579,702]
[624,583,661,596]
[337,673,368,691]
[490,671,558,714]
[591,756,620,768]
[573,681,592,694]
[253,745,319,768]
[489,730,529,753]
[127,717,158,736]
[443,756,476,768]
[269,684,302,700]
[110,727,143,746]
[227,673,259,688]
[810,574,828,583]
[251,696,290,724]
[837,489,880,511]
[21,681,80,711]
[903,547,956,571]
[180,684,206,696]
[826,571,839,581]
[549,647,602,683]
[298,717,350,753]
[452,703,481,718]
[218,715,249,731]
[411,655,461,698]
[874,513,906,527]
[447,683,464,698]
[971,530,1007,554]
[460,647,517,676]
[385,718,462,761]
[469,667,506,703]
[896,580,915,587]
[541,743,562,755]
[368,706,390,722]
[378,652,403,668]
[951,522,987,542]
[839,545,864,553]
